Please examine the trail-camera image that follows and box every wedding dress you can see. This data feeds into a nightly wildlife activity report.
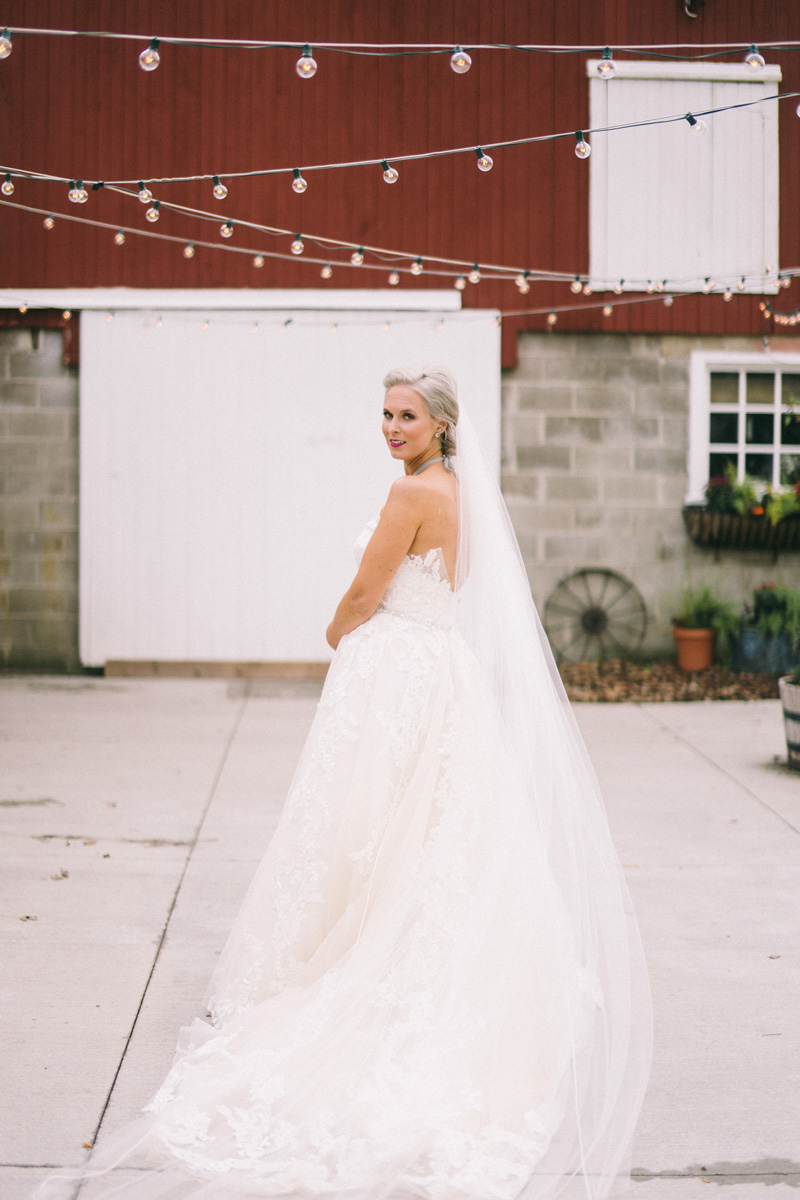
[36,410,651,1200]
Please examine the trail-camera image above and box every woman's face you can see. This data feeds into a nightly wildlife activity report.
[382,385,442,465]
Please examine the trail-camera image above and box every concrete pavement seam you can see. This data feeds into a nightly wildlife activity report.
[85,682,252,1151]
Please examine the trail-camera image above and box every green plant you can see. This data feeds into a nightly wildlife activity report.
[764,485,800,526]
[704,463,759,516]
[745,583,800,652]
[790,662,800,685]
[672,585,741,668]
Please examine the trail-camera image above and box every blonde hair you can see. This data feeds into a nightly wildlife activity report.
[382,364,459,457]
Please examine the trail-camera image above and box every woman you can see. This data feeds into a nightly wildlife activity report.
[38,365,651,1200]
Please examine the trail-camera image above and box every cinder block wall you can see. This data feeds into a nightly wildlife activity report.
[502,332,800,656]
[0,329,79,671]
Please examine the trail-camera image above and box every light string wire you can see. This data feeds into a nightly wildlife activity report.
[3,197,797,310]
[3,87,796,190]
[4,26,800,56]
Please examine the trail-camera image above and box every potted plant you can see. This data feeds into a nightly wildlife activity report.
[671,585,741,672]
[734,583,800,674]
[778,663,800,770]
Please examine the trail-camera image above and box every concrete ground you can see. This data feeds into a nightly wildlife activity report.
[0,677,798,1199]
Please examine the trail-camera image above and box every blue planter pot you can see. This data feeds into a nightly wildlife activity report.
[734,629,800,675]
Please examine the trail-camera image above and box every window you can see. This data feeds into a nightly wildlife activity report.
[687,353,800,501]
[587,61,781,292]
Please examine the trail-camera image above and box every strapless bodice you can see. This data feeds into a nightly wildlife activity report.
[354,516,456,631]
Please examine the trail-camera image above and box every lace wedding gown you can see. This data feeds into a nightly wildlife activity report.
[38,508,648,1200]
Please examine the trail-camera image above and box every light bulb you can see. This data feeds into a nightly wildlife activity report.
[759,301,766,311]
[797,103,800,119]
[145,202,160,222]
[201,321,208,330]
[18,303,26,313]
[291,235,304,254]
[220,222,233,238]
[547,312,557,326]
[138,182,152,203]
[382,322,390,331]
[583,284,593,295]
[702,278,713,293]
[292,168,307,194]
[475,147,493,172]
[685,112,707,136]
[663,295,674,307]
[1,172,13,195]
[738,277,746,290]
[114,230,126,245]
[656,280,664,292]
[351,247,364,266]
[43,214,55,229]
[381,160,399,184]
[155,317,163,329]
[183,242,195,258]
[251,323,258,332]
[106,313,114,322]
[410,257,424,276]
[454,276,466,290]
[468,265,481,284]
[212,175,228,199]
[296,45,317,79]
[570,276,582,294]
[0,29,12,58]
[723,289,732,301]
[602,305,612,316]
[330,323,338,333]
[515,274,530,294]
[388,270,400,285]
[597,47,616,78]
[450,46,472,74]
[68,180,88,203]
[252,254,264,268]
[782,276,792,289]
[574,132,591,159]
[614,280,624,294]
[62,310,71,320]
[139,38,160,71]
[320,263,333,279]
[744,44,765,70]
[436,320,445,331]
[646,281,655,294]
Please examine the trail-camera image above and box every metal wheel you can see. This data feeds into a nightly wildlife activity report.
[543,568,647,662]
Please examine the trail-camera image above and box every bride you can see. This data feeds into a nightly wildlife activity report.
[37,365,651,1200]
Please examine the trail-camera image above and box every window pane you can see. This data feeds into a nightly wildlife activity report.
[709,413,738,443]
[780,413,800,446]
[709,452,737,479]
[745,413,774,444]
[781,373,800,410]
[780,454,800,486]
[746,373,774,405]
[710,372,738,404]
[744,453,773,481]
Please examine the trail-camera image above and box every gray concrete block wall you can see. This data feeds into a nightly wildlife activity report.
[502,332,800,656]
[0,329,79,670]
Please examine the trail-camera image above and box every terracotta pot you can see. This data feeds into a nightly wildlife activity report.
[672,626,716,672]
[778,677,800,770]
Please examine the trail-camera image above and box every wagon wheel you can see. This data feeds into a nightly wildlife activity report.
[543,568,647,663]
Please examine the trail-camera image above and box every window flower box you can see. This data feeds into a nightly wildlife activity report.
[682,505,800,555]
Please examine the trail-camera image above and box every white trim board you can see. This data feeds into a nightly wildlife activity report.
[0,287,463,312]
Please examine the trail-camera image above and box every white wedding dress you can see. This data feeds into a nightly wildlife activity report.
[38,415,651,1200]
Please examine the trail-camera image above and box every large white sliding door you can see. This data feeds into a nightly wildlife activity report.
[79,307,500,666]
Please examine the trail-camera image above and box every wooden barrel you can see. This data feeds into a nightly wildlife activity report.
[778,678,800,770]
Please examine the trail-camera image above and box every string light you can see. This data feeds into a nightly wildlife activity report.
[663,295,674,306]
[43,213,55,229]
[183,242,195,258]
[292,169,307,194]
[137,182,153,204]
[381,160,399,184]
[454,276,466,290]
[574,132,591,159]
[212,175,228,199]
[296,45,317,79]
[0,28,12,58]
[290,234,304,254]
[145,200,160,222]
[62,310,71,319]
[547,311,557,326]
[702,276,713,293]
[685,112,708,136]
[114,229,126,245]
[320,263,333,278]
[475,147,493,172]
[646,281,655,293]
[602,305,612,316]
[723,288,733,301]
[656,280,665,291]
[515,272,530,294]
[738,277,746,290]
[468,265,481,283]
[351,247,364,265]
[381,322,390,331]
[570,276,582,294]
[68,180,88,203]
[744,44,765,70]
[138,38,160,71]
[782,275,792,288]
[1,172,13,196]
[155,316,163,328]
[106,313,114,322]
[252,254,264,267]
[436,320,445,331]
[251,323,258,332]
[201,321,208,330]
[410,257,424,275]
[388,270,400,285]
[18,303,27,313]
[330,323,338,333]
[450,46,472,74]
[614,280,624,293]
[597,47,616,78]
[583,284,593,295]
[220,221,233,238]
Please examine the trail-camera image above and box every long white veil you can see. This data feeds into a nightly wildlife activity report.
[453,408,652,1200]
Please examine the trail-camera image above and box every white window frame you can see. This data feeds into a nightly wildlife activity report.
[687,350,800,502]
[587,60,781,293]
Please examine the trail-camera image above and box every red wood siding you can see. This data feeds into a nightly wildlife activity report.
[1,0,798,366]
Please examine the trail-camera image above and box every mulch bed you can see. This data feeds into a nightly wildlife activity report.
[558,660,781,703]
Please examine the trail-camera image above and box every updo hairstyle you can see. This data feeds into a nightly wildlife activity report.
[382,364,459,458]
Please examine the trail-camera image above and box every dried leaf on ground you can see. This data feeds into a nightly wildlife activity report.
[558,661,781,703]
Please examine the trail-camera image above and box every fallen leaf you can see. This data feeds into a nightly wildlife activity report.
[768,954,781,959]
[19,914,37,921]
[82,1142,94,1149]
[50,868,69,880]
[83,839,96,846]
